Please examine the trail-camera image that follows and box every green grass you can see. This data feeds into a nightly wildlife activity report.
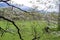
[0,20,60,40]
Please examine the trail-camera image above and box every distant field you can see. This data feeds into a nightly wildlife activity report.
[0,20,59,40]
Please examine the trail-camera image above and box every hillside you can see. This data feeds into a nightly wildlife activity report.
[0,7,44,21]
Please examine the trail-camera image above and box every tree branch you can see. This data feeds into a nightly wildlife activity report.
[0,16,23,40]
[3,1,29,13]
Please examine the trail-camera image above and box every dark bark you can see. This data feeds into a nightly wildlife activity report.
[3,2,29,13]
[0,16,23,40]
[0,0,10,2]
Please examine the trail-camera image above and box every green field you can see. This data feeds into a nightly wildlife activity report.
[0,20,60,40]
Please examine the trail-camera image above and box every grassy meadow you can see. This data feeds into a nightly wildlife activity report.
[0,20,59,40]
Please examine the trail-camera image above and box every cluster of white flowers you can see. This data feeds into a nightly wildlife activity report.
[9,0,59,12]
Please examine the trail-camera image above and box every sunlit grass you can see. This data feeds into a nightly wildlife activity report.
[0,20,59,40]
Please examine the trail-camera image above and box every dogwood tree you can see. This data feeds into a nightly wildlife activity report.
[0,0,59,40]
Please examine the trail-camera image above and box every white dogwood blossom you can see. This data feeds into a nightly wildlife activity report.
[9,0,59,12]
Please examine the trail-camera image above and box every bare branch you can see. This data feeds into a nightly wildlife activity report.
[0,16,23,40]
[2,1,29,13]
